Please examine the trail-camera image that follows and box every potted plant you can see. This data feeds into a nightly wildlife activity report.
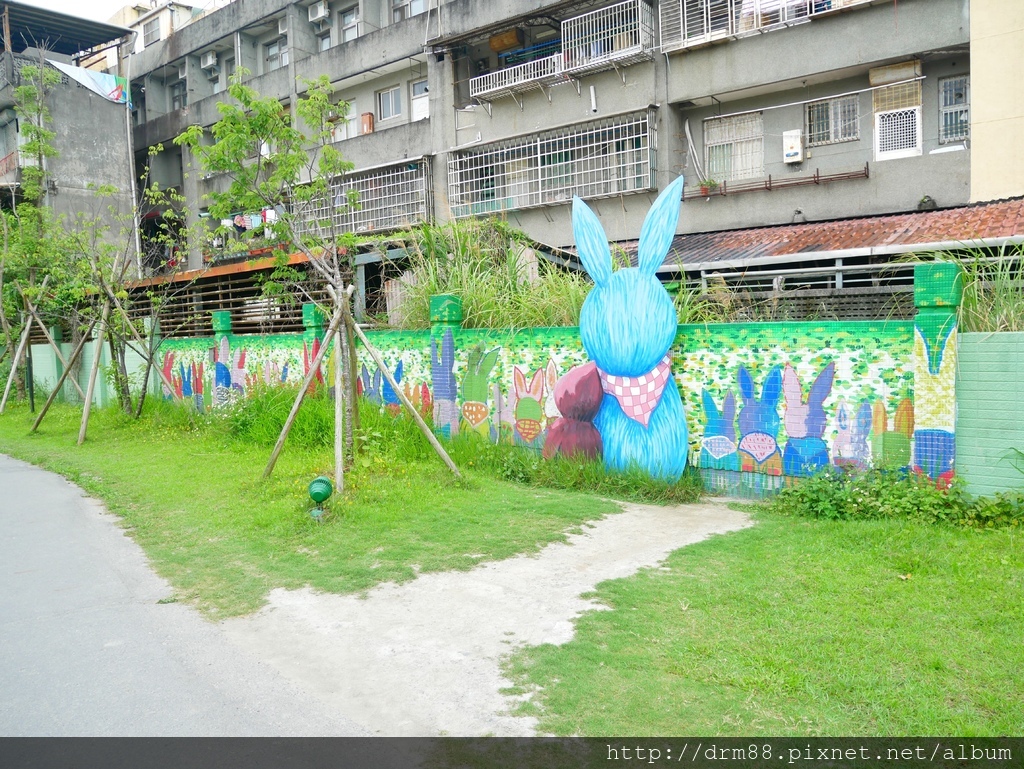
[699,178,719,196]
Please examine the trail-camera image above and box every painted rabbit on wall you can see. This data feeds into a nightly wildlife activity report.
[700,389,739,472]
[572,176,688,481]
[832,398,873,470]
[512,365,546,448]
[737,365,783,475]
[781,362,835,477]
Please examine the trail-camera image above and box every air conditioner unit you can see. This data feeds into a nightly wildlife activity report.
[200,51,218,70]
[308,1,329,23]
[277,17,288,35]
[783,129,803,164]
[176,62,187,80]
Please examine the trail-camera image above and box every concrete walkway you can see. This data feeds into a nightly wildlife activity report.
[0,454,367,737]
[0,452,750,737]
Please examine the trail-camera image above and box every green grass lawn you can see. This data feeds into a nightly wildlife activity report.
[0,402,617,617]
[505,508,1024,736]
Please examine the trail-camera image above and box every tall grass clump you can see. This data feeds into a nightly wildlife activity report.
[225,384,334,449]
[948,244,1024,333]
[385,219,592,330]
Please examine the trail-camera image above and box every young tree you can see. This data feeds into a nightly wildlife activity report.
[175,73,459,488]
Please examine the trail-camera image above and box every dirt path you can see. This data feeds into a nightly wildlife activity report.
[220,500,750,736]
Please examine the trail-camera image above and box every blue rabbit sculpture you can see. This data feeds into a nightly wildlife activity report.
[572,176,688,481]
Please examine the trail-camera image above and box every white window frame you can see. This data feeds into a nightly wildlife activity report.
[938,74,970,144]
[874,106,922,161]
[377,85,401,122]
[703,112,764,182]
[339,5,359,42]
[805,94,859,147]
[330,99,357,141]
[411,79,429,121]
[392,0,427,23]
[265,38,289,71]
[143,18,160,48]
[317,31,332,52]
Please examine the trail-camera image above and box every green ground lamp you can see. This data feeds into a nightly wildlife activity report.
[308,476,333,520]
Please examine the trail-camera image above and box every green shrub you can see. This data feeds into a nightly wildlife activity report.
[771,467,1024,529]
[224,384,335,449]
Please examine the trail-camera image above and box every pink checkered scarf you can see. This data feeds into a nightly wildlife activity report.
[598,355,673,427]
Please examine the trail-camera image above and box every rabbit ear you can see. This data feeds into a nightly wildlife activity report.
[529,369,545,399]
[808,362,835,406]
[572,196,612,286]
[738,367,755,402]
[546,358,558,388]
[782,364,803,406]
[637,176,685,276]
[872,401,887,435]
[761,367,783,407]
[856,401,873,435]
[701,389,720,420]
[894,398,914,437]
[835,397,849,429]
[394,360,403,382]
[723,391,736,425]
[513,366,527,397]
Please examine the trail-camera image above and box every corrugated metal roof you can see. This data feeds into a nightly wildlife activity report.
[568,197,1024,270]
[2,1,129,57]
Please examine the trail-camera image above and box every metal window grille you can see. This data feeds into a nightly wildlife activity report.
[660,0,876,51]
[562,0,656,75]
[939,74,969,143]
[872,81,921,113]
[704,112,764,181]
[447,110,656,218]
[295,158,431,237]
[143,18,160,47]
[874,107,921,161]
[805,94,859,146]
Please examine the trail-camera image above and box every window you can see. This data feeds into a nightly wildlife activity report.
[378,85,401,121]
[704,113,764,182]
[875,107,922,161]
[170,80,187,111]
[873,81,922,161]
[143,18,160,47]
[318,31,332,51]
[340,5,359,42]
[392,0,426,23]
[224,57,236,80]
[330,99,357,141]
[266,38,289,71]
[939,74,969,143]
[806,94,859,146]
[411,79,429,121]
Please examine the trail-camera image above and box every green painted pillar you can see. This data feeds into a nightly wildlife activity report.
[212,310,232,341]
[302,303,326,346]
[430,294,463,337]
[912,262,962,482]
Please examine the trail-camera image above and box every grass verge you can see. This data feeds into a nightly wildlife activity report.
[505,506,1023,736]
[0,401,619,617]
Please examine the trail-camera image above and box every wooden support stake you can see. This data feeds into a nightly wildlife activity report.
[262,309,343,479]
[105,288,184,403]
[26,306,87,400]
[31,319,98,433]
[351,320,462,480]
[334,322,344,494]
[78,301,111,445]
[0,314,32,414]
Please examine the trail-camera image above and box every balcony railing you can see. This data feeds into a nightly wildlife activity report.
[295,157,432,237]
[562,0,656,75]
[448,109,656,218]
[0,151,18,185]
[470,53,566,100]
[468,0,655,102]
[660,0,881,52]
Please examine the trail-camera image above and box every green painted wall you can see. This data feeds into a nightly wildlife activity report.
[956,332,1024,497]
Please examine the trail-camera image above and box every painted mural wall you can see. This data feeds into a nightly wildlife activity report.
[155,264,960,497]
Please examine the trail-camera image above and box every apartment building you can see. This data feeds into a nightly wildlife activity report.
[0,3,133,228]
[125,0,1021,322]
